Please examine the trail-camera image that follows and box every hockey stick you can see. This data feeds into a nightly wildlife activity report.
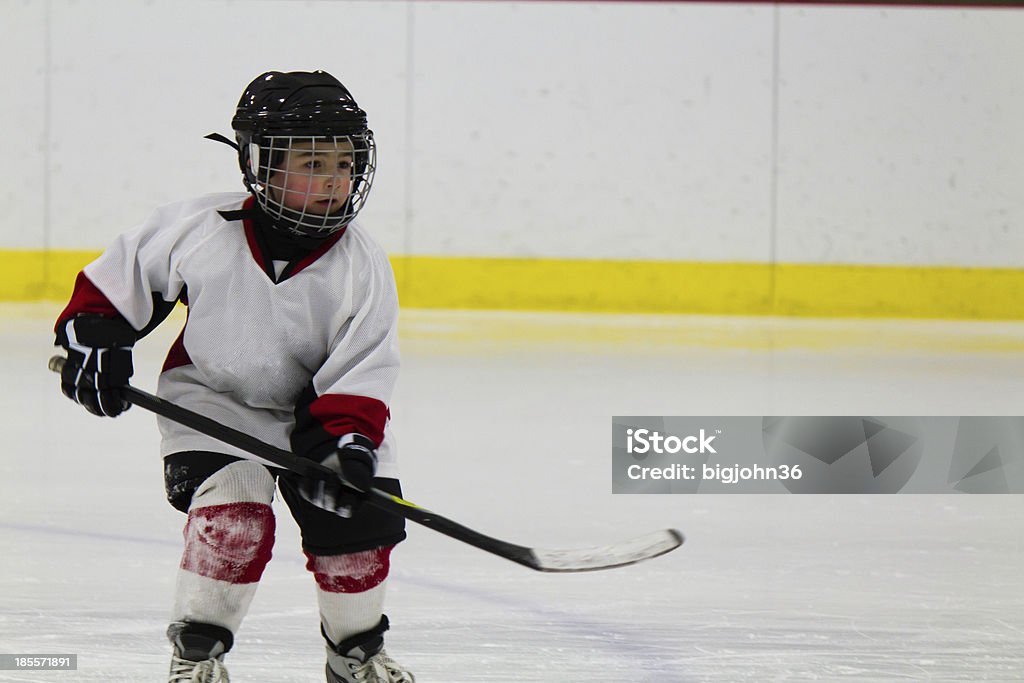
[49,355,683,572]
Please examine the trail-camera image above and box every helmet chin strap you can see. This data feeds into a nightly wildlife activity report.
[203,132,239,150]
[218,202,336,251]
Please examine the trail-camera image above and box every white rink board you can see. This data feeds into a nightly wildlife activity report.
[3,2,1024,267]
[1,0,47,250]
[776,6,1024,267]
[407,2,774,261]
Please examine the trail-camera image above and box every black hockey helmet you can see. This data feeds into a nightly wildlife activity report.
[231,70,376,237]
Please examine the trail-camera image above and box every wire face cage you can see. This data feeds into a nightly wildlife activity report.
[248,133,376,237]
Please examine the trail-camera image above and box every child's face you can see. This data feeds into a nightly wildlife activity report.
[267,139,354,215]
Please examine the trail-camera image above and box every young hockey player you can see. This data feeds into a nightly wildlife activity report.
[54,70,415,683]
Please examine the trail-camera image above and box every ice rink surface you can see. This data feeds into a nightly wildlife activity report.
[1,303,1022,682]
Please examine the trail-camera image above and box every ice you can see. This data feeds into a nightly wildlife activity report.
[1,303,1022,681]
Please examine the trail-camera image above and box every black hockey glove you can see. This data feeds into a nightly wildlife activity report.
[56,315,136,418]
[298,434,378,518]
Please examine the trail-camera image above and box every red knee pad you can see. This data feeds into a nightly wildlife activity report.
[181,502,275,584]
[305,546,393,593]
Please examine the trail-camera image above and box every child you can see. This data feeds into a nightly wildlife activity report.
[54,70,415,683]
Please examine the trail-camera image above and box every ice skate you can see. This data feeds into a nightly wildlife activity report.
[167,622,232,683]
[325,617,415,683]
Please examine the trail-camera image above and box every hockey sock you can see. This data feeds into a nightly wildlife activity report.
[306,546,394,644]
[171,460,276,634]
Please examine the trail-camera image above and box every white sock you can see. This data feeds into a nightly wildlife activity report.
[319,581,387,644]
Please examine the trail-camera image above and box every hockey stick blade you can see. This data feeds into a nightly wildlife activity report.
[49,355,684,572]
[527,529,684,573]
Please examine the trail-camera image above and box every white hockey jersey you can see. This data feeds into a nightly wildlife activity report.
[57,192,401,478]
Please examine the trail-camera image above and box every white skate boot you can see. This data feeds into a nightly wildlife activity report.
[325,616,415,683]
[167,622,232,683]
